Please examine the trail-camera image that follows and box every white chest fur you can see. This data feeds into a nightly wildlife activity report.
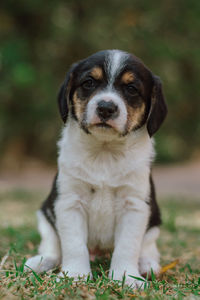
[56,121,154,250]
[87,186,115,249]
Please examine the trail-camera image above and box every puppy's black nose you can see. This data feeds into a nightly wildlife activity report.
[96,100,118,121]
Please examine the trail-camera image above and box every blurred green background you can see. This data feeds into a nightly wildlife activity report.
[1,0,200,167]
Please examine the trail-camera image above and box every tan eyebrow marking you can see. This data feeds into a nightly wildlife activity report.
[121,71,135,84]
[90,67,103,80]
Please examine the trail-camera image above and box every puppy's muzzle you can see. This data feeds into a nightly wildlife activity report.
[96,100,119,122]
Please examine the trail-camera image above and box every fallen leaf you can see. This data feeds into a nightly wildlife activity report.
[160,259,179,274]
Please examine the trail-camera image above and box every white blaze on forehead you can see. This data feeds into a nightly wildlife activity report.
[107,50,128,84]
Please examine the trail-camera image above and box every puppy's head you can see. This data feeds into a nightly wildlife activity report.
[58,50,167,138]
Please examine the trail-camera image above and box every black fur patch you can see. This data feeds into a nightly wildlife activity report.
[147,173,162,229]
[41,174,58,229]
[147,75,167,137]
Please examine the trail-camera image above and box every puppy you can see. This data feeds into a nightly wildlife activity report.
[25,50,167,288]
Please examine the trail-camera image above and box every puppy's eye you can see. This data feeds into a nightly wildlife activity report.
[82,78,95,90]
[126,84,138,96]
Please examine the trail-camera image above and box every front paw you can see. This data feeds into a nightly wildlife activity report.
[25,255,59,273]
[57,265,92,282]
[109,269,145,289]
[139,256,161,278]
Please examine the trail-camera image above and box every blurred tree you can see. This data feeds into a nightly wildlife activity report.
[0,0,200,165]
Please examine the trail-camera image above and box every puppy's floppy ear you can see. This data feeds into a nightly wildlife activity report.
[147,75,168,137]
[58,63,77,123]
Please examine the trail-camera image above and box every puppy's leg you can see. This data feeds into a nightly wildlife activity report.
[56,199,91,280]
[139,226,161,277]
[25,210,61,273]
[109,199,149,288]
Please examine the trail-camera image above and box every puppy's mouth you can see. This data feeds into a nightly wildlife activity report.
[80,121,114,135]
[95,123,113,129]
[81,119,122,136]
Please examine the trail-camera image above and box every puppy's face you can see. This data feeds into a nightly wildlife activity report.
[58,50,167,137]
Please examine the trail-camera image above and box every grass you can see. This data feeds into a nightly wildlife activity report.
[0,189,199,299]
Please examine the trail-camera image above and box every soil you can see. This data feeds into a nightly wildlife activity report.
[153,160,200,199]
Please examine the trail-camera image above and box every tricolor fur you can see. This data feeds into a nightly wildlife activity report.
[25,50,167,288]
